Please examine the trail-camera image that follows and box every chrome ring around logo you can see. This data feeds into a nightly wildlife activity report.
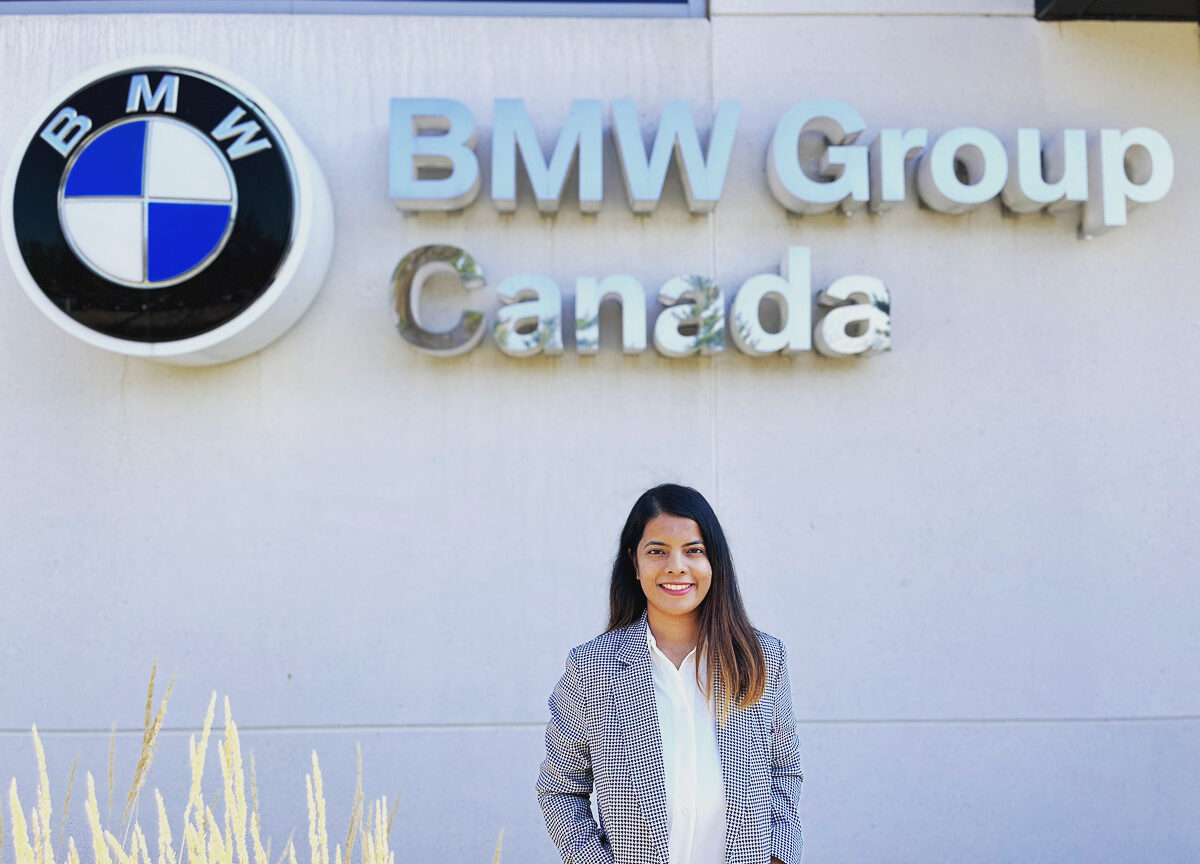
[1,57,333,365]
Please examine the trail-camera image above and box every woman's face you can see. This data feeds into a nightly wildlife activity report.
[633,512,713,628]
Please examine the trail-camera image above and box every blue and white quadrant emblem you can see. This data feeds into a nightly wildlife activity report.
[61,117,237,287]
[3,58,333,365]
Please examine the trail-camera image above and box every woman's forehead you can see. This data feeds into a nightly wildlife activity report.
[640,513,703,544]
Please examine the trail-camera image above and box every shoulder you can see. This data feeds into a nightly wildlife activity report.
[552,625,633,699]
[752,627,786,659]
[567,624,628,667]
[751,627,791,681]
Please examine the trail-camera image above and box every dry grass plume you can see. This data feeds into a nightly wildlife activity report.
[106,728,115,823]
[59,757,79,846]
[122,662,175,832]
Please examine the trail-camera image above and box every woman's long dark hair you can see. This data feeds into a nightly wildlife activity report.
[607,483,766,723]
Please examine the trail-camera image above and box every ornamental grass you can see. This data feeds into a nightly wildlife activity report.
[4,666,503,864]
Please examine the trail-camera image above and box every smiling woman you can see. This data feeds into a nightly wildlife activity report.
[634,511,714,642]
[537,483,804,864]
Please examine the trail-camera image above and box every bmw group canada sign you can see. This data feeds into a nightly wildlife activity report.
[1,57,334,365]
[2,57,1175,367]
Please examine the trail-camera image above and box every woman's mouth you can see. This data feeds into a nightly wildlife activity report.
[659,583,694,596]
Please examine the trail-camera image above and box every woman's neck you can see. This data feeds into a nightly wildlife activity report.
[646,609,700,653]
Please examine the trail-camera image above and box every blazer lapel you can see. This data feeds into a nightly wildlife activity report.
[614,610,671,864]
[714,660,763,864]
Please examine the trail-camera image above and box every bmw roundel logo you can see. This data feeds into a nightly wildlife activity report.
[2,57,334,365]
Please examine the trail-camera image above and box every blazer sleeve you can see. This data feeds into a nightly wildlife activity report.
[770,640,804,864]
[536,648,615,864]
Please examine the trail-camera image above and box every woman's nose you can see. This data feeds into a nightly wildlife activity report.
[666,551,688,573]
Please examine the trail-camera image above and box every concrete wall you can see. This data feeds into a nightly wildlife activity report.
[1,8,1198,864]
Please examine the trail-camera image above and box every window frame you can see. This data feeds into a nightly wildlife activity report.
[0,0,706,19]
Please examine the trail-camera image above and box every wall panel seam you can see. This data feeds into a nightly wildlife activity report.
[7,714,1200,737]
[708,18,721,510]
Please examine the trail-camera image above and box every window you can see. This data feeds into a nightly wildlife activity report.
[1036,0,1199,21]
[0,0,705,18]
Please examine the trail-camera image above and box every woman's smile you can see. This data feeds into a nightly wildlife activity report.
[659,582,694,595]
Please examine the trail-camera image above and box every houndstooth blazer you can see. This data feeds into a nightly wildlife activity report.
[537,609,803,864]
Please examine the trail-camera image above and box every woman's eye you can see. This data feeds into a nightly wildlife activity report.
[688,548,705,555]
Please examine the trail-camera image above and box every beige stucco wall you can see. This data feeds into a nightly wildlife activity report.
[1,9,1197,864]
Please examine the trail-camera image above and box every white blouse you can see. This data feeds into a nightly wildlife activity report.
[646,626,729,864]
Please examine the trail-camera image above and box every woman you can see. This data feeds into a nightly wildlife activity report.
[537,483,803,864]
